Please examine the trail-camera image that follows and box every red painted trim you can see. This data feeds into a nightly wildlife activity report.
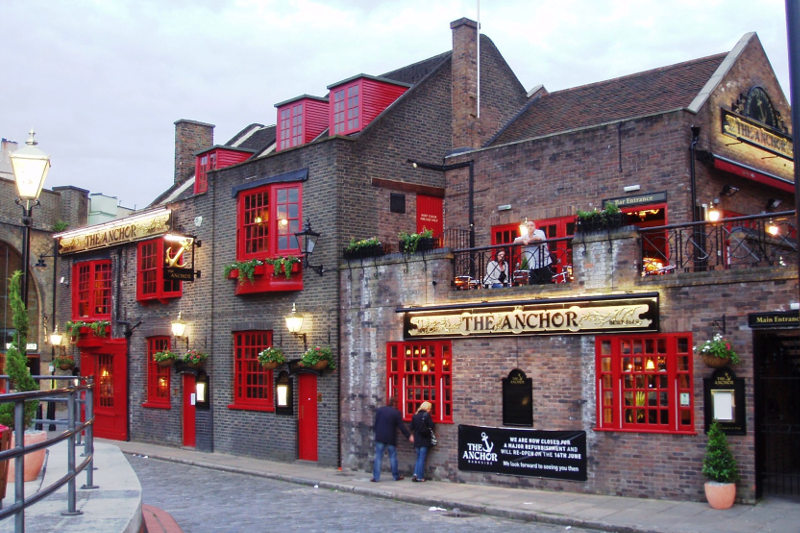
[713,157,794,193]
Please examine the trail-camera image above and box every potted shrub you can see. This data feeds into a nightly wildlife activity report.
[0,271,46,482]
[181,349,208,368]
[257,346,286,370]
[343,237,384,260]
[223,259,264,284]
[576,204,625,233]
[702,421,739,509]
[53,354,76,370]
[264,256,301,279]
[299,345,336,371]
[696,334,740,368]
[398,229,435,254]
[153,350,179,367]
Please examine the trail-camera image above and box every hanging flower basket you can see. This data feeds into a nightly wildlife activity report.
[257,346,286,370]
[53,355,76,370]
[696,334,740,368]
[181,350,208,368]
[153,350,178,367]
[299,345,335,370]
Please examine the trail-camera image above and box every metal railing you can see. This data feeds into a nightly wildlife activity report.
[451,237,575,289]
[0,376,95,532]
[640,211,797,275]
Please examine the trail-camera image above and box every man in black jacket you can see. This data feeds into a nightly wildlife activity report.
[372,396,412,481]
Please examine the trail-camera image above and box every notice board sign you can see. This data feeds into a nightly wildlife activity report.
[458,425,586,481]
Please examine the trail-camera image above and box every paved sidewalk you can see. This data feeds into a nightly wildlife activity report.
[114,439,798,533]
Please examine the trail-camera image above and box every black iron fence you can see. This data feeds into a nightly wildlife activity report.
[640,211,797,275]
[451,236,575,289]
[0,376,95,532]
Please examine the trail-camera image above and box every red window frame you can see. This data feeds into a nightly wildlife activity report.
[279,103,304,150]
[143,336,171,409]
[595,333,694,434]
[229,330,274,411]
[332,84,360,135]
[386,341,453,424]
[137,238,182,303]
[72,260,112,320]
[492,215,576,281]
[236,183,302,261]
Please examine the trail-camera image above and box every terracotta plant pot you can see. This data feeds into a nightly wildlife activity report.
[7,430,47,482]
[260,361,280,370]
[58,362,75,370]
[156,359,174,368]
[298,360,328,371]
[704,481,736,509]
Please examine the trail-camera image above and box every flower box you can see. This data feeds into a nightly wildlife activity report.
[75,325,110,348]
[343,243,384,260]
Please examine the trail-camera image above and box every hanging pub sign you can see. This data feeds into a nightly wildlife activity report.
[163,234,199,282]
[458,425,587,481]
[721,109,792,160]
[748,310,800,329]
[703,367,745,435]
[55,208,172,254]
[401,293,658,339]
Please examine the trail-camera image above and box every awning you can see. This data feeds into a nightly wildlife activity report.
[710,154,794,193]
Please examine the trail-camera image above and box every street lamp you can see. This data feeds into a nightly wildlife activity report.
[9,130,51,306]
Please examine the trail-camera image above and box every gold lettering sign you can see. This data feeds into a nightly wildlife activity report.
[722,110,793,160]
[56,208,172,254]
[403,295,658,339]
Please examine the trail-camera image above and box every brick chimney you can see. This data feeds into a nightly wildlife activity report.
[174,119,214,185]
[450,17,479,150]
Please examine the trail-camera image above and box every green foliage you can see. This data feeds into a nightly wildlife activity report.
[53,354,76,368]
[398,229,434,254]
[181,350,208,365]
[264,256,301,279]
[52,220,69,232]
[702,422,740,483]
[0,271,39,429]
[300,345,336,370]
[257,346,286,366]
[697,334,740,365]
[64,320,110,340]
[153,350,178,363]
[345,236,381,252]
[223,259,263,284]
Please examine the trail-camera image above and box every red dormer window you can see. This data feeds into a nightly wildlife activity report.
[275,96,328,151]
[328,76,409,136]
[194,148,251,194]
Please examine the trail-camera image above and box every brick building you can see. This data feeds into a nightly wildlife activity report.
[338,30,798,504]
[49,18,796,505]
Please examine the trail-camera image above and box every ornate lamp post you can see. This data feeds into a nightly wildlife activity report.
[9,130,51,306]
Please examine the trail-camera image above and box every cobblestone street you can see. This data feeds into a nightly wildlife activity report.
[127,454,601,533]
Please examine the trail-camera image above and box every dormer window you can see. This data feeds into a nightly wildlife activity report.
[275,96,328,152]
[327,75,409,136]
[194,147,252,194]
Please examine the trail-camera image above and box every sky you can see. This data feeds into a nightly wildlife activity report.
[1,0,792,210]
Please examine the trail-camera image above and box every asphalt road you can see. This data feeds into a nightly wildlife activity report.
[127,453,603,533]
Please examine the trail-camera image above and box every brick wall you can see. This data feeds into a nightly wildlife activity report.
[174,119,214,185]
[339,229,797,502]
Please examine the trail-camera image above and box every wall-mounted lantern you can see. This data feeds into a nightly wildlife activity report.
[294,219,324,276]
[285,303,308,351]
[195,371,210,409]
[172,311,188,349]
[275,371,292,415]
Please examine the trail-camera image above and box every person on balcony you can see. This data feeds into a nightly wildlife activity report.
[483,249,510,288]
[514,220,553,284]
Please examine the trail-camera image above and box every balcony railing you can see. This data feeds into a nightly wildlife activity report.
[452,236,575,289]
[640,211,797,276]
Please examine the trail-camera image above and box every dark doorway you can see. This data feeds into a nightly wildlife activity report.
[754,331,800,499]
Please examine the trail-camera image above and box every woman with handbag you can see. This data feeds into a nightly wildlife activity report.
[410,401,435,482]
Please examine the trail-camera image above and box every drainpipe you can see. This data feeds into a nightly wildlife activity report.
[689,125,701,222]
[785,0,800,301]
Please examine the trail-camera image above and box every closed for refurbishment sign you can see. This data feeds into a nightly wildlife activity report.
[458,425,587,481]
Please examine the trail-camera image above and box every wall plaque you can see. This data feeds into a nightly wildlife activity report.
[703,368,745,435]
[502,369,533,427]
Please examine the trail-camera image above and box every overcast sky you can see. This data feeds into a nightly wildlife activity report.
[2,0,792,210]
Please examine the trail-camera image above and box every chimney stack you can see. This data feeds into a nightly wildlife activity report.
[450,17,480,150]
[174,119,214,185]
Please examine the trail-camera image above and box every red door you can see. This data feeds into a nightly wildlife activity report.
[182,374,196,447]
[81,339,128,441]
[416,194,443,238]
[297,373,318,461]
